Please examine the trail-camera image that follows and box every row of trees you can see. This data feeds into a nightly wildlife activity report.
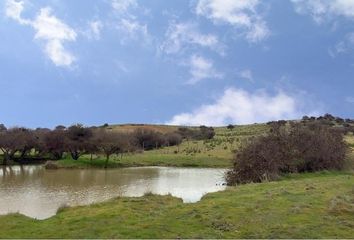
[0,125,172,166]
[226,121,348,185]
[0,124,216,167]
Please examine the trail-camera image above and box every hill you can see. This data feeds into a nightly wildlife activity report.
[56,116,354,169]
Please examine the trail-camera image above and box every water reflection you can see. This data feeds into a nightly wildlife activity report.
[0,165,226,219]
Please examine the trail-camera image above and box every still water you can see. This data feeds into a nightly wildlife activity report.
[0,165,226,219]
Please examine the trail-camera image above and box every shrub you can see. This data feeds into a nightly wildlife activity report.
[226,122,348,185]
[176,126,215,140]
[133,129,165,150]
[227,124,235,130]
[164,132,183,146]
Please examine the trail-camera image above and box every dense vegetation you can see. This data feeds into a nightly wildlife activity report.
[0,124,215,168]
[227,120,348,184]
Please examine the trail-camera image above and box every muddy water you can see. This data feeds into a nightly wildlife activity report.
[0,165,227,219]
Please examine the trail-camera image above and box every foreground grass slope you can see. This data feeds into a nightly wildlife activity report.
[1,172,354,238]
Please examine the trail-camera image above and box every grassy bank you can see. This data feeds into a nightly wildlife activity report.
[56,152,232,168]
[1,171,353,238]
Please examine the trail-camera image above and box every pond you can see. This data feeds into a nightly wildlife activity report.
[0,165,227,219]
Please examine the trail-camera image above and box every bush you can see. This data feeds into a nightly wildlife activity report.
[133,129,165,150]
[227,124,235,130]
[226,122,348,185]
[164,132,182,146]
[176,126,215,140]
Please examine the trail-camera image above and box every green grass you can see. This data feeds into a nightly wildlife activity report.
[57,152,232,168]
[56,124,270,169]
[1,171,353,238]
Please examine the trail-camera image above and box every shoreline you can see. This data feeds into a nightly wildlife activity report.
[1,171,353,238]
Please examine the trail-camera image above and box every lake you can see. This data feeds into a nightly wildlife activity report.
[0,165,227,219]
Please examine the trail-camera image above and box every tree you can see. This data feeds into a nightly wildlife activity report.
[133,129,165,150]
[33,128,51,157]
[0,128,19,165]
[44,129,66,160]
[95,130,134,168]
[0,124,7,132]
[164,132,182,146]
[227,124,235,130]
[16,128,38,160]
[55,125,66,131]
[65,124,93,160]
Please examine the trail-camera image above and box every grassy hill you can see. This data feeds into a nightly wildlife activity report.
[58,121,354,169]
[57,123,271,168]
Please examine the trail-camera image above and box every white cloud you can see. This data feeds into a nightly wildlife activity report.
[112,0,137,13]
[239,69,254,82]
[160,22,224,55]
[195,0,270,42]
[5,0,29,24]
[291,0,354,23]
[188,55,222,84]
[5,1,77,67]
[167,88,314,126]
[87,20,103,40]
[329,32,354,57]
[110,0,150,44]
[116,18,150,44]
[32,7,77,67]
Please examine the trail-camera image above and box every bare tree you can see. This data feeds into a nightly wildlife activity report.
[65,124,93,160]
[94,130,133,168]
[0,128,19,165]
[44,129,66,160]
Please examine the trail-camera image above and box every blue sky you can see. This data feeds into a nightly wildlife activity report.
[1,0,354,128]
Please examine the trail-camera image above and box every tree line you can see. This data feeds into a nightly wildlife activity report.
[0,124,215,167]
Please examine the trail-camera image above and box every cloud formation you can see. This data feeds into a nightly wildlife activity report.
[291,0,354,23]
[86,20,103,40]
[116,18,149,44]
[111,0,150,44]
[187,55,222,84]
[239,69,254,82]
[329,32,354,57]
[5,0,77,67]
[195,0,270,42]
[160,21,224,55]
[112,0,137,14]
[167,88,313,126]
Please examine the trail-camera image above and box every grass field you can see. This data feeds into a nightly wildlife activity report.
[1,171,353,238]
[56,123,270,169]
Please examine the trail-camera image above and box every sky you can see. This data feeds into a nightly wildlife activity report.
[1,0,354,128]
